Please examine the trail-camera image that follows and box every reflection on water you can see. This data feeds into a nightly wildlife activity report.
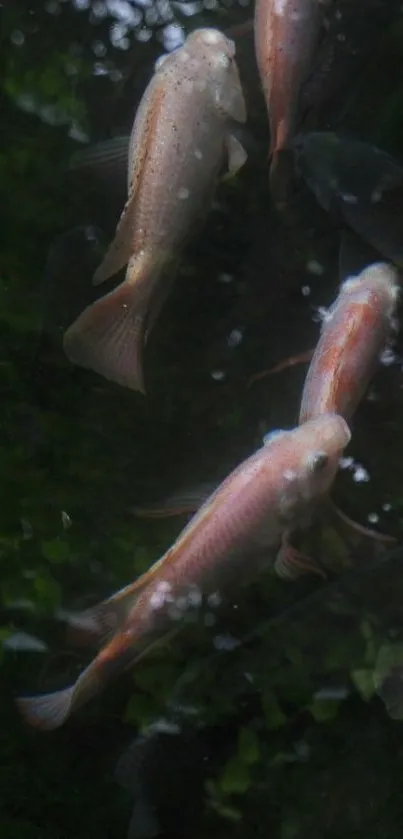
[3,1,403,837]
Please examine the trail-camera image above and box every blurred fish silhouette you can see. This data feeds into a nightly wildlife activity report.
[16,414,350,729]
[294,132,403,266]
[254,0,321,208]
[64,28,247,394]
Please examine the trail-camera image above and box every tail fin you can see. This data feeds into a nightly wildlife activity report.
[17,686,76,731]
[63,259,160,393]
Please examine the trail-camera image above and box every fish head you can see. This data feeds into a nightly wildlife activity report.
[185,28,246,123]
[288,414,351,507]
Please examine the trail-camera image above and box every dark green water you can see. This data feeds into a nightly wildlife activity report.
[3,2,403,837]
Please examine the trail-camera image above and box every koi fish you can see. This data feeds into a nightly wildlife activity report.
[254,0,321,208]
[294,132,403,265]
[64,28,247,394]
[16,414,350,730]
[299,263,399,424]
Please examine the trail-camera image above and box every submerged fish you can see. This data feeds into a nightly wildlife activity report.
[17,414,350,730]
[64,28,247,394]
[294,132,403,265]
[299,263,399,424]
[254,0,321,208]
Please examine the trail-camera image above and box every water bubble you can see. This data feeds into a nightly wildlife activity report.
[227,328,243,348]
[162,22,184,50]
[211,369,226,381]
[301,285,311,296]
[368,512,379,524]
[11,29,25,46]
[306,260,324,276]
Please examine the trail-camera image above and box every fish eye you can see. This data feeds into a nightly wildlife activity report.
[309,450,329,473]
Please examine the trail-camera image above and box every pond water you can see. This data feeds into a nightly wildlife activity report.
[3,2,403,837]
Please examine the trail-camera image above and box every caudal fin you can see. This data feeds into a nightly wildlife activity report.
[63,275,152,393]
[16,686,76,731]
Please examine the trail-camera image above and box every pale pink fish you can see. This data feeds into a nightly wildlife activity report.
[16,414,350,730]
[63,28,247,394]
[300,263,399,424]
[254,0,322,207]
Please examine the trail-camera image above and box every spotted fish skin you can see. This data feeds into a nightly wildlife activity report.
[16,414,350,730]
[63,28,247,393]
[299,263,399,424]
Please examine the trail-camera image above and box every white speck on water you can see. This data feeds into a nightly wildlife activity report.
[371,189,382,203]
[135,27,153,42]
[213,633,240,651]
[92,39,107,56]
[188,587,202,607]
[227,328,243,348]
[336,32,346,42]
[106,0,141,24]
[382,502,392,512]
[301,285,311,296]
[207,591,222,608]
[368,512,379,524]
[244,671,254,683]
[211,369,226,381]
[341,193,358,204]
[20,519,33,540]
[172,1,202,16]
[194,148,203,160]
[380,346,397,366]
[91,1,107,19]
[314,686,350,701]
[149,581,174,610]
[178,187,190,200]
[218,272,233,283]
[110,22,130,50]
[306,260,324,276]
[162,22,184,51]
[339,456,354,470]
[148,718,180,735]
[353,465,370,483]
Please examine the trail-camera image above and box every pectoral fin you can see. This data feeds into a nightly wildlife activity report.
[274,533,326,581]
[224,130,247,179]
[70,136,130,182]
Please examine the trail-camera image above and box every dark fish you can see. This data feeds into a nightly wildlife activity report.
[254,0,321,207]
[16,414,350,730]
[294,132,403,266]
[64,28,247,394]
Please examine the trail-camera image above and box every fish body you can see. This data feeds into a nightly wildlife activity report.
[17,414,350,730]
[63,28,247,393]
[254,0,321,206]
[294,132,403,265]
[299,263,399,425]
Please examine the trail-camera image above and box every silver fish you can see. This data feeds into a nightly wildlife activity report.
[63,28,247,394]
